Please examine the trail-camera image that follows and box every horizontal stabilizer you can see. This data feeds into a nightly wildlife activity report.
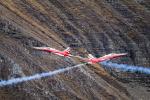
[63,47,71,54]
[88,54,95,59]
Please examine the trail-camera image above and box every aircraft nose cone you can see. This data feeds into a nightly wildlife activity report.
[33,47,41,49]
[120,53,127,56]
[33,47,47,50]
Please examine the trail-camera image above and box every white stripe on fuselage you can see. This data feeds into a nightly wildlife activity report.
[54,53,64,56]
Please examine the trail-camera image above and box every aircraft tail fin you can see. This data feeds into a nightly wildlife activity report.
[64,47,71,53]
[88,54,95,59]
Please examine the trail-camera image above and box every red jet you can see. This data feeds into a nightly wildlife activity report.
[33,47,71,57]
[79,53,127,64]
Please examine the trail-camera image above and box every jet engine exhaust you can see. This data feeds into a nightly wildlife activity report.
[0,63,86,87]
[100,61,150,74]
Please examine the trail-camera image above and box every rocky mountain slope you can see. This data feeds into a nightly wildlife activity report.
[0,0,150,100]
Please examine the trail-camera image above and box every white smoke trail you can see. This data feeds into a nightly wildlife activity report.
[0,63,86,87]
[101,61,150,74]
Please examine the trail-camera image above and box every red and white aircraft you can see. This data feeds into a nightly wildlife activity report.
[33,47,71,57]
[78,53,127,64]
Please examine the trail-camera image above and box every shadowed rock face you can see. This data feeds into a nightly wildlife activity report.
[0,0,150,100]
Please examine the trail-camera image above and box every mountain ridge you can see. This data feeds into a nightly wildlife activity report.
[0,0,150,100]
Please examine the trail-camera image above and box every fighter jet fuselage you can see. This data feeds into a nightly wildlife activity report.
[81,53,127,64]
[33,47,71,57]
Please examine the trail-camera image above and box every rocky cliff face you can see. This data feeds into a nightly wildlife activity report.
[0,0,150,100]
